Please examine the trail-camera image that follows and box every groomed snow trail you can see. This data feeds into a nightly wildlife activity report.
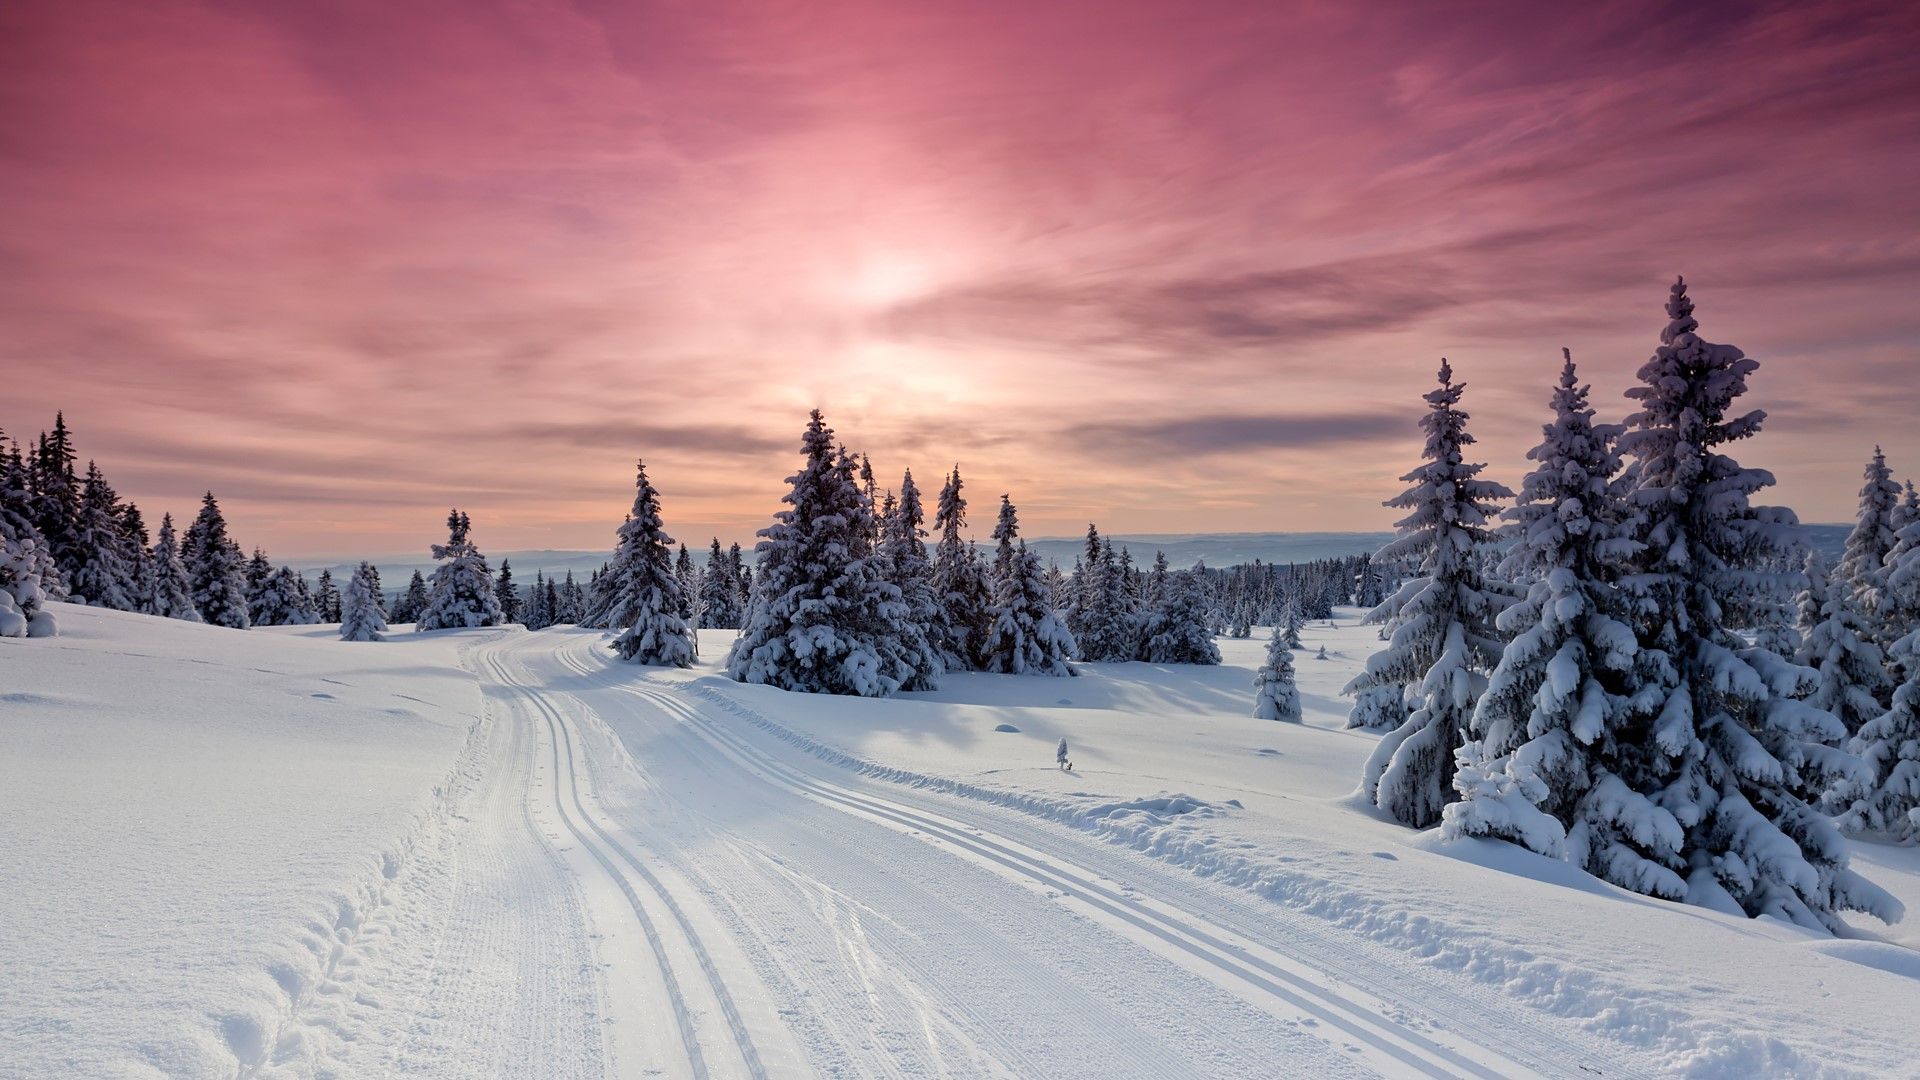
[469,630,1645,1080]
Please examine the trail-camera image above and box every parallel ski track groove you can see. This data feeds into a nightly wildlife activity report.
[550,643,1505,1079]
[484,641,771,1080]
[476,645,710,1080]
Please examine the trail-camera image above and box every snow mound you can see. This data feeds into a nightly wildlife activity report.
[1807,940,1920,981]
[993,722,1021,733]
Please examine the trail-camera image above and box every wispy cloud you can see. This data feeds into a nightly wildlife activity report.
[2,0,1916,553]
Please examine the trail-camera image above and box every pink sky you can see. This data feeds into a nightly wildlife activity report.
[4,0,1918,558]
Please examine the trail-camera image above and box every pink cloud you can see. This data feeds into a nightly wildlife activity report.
[3,0,1917,556]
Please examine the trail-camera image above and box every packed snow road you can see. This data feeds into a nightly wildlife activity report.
[472,629,1632,1079]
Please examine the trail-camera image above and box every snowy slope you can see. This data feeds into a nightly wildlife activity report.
[7,604,1919,1079]
[645,614,1920,1078]
[0,606,567,1079]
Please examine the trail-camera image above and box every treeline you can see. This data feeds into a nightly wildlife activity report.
[1346,278,1920,936]
[0,415,260,634]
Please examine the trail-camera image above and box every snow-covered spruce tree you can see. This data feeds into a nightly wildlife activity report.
[0,534,57,638]
[1075,534,1140,662]
[553,570,578,624]
[339,561,389,642]
[1878,503,1920,665]
[726,543,749,614]
[1892,481,1920,537]
[700,538,741,628]
[604,461,695,667]
[1795,551,1894,739]
[877,469,944,691]
[0,442,56,639]
[65,462,133,609]
[1794,550,1831,645]
[1353,554,1386,608]
[1144,567,1221,665]
[391,570,428,625]
[417,509,504,631]
[1282,602,1304,649]
[542,577,561,628]
[181,492,250,629]
[674,543,698,621]
[524,570,552,630]
[147,513,199,622]
[494,558,523,624]
[252,565,318,626]
[244,548,275,625]
[1348,360,1513,829]
[979,496,1075,676]
[1444,351,1667,880]
[1613,278,1891,931]
[930,466,992,671]
[1252,627,1301,721]
[1839,606,1920,842]
[727,412,924,695]
[314,568,341,623]
[31,415,83,595]
[1841,447,1903,641]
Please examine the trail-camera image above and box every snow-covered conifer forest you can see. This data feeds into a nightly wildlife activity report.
[8,280,1920,1077]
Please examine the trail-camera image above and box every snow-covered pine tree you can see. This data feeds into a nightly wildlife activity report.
[1839,639,1920,842]
[1444,351,1665,881]
[147,513,199,622]
[699,538,740,628]
[1143,568,1221,665]
[1795,551,1893,738]
[1282,602,1304,649]
[31,415,83,595]
[877,468,944,691]
[1252,626,1301,721]
[391,570,429,625]
[726,543,748,615]
[315,569,342,623]
[1794,550,1831,645]
[1074,533,1140,662]
[604,461,695,667]
[495,558,523,624]
[0,533,56,638]
[1891,481,1920,536]
[1353,554,1386,608]
[727,411,918,694]
[524,569,552,629]
[64,461,133,609]
[244,548,275,625]
[555,569,580,624]
[253,565,317,626]
[363,563,385,618]
[981,496,1076,676]
[930,466,992,671]
[417,510,504,631]
[339,561,389,642]
[0,440,56,638]
[544,577,561,627]
[674,543,698,621]
[1348,360,1513,829]
[1840,447,1903,642]
[181,492,249,629]
[1613,278,1891,931]
[1065,525,1101,643]
[1876,495,1920,664]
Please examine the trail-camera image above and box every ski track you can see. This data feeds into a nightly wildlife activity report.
[525,630,1638,1080]
[238,626,1661,1078]
[234,636,606,1080]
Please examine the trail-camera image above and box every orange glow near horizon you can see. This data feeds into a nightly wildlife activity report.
[3,1,1918,558]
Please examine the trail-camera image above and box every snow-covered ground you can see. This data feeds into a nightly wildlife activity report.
[4,605,1919,1078]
